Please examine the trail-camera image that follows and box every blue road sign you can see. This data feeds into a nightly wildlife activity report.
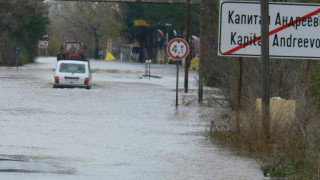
[12,46,22,55]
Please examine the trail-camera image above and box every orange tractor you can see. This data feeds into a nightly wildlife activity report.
[57,41,86,61]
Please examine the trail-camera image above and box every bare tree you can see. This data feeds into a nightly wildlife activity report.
[48,2,123,58]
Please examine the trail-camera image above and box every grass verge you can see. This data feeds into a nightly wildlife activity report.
[209,98,320,179]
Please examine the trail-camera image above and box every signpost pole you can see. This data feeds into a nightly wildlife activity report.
[167,38,189,107]
[16,54,18,71]
[304,60,311,139]
[305,60,311,98]
[12,46,21,71]
[176,61,179,107]
[236,57,243,131]
[261,0,270,139]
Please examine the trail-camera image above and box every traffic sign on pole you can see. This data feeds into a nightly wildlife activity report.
[12,46,21,71]
[12,46,21,55]
[219,1,320,59]
[167,38,189,107]
[167,38,190,60]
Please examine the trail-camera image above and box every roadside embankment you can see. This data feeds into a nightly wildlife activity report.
[209,95,320,179]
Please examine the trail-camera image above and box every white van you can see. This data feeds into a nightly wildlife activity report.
[53,60,92,89]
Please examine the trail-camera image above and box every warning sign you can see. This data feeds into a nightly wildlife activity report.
[105,52,115,61]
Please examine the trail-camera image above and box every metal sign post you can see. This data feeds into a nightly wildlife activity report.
[16,55,18,70]
[219,1,320,59]
[218,0,320,136]
[167,38,190,107]
[176,61,179,107]
[12,46,21,71]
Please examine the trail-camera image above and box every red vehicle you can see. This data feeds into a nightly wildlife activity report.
[57,41,86,61]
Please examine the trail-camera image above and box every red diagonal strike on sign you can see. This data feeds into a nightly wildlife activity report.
[224,8,320,55]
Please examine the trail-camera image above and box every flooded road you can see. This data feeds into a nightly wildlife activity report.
[0,57,264,179]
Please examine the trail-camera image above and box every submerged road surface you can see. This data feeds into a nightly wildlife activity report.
[0,57,264,179]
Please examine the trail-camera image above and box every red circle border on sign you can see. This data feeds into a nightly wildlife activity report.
[167,38,190,60]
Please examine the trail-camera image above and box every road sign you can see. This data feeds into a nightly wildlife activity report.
[39,40,48,49]
[167,38,189,107]
[219,1,320,59]
[12,46,21,55]
[167,38,189,60]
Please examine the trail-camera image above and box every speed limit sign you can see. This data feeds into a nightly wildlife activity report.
[167,38,189,60]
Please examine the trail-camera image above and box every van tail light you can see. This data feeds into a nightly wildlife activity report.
[55,76,59,83]
[84,78,89,84]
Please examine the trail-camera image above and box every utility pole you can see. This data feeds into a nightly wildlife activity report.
[184,0,191,93]
[198,0,204,102]
[261,0,270,139]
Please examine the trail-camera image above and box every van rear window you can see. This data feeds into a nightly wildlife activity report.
[59,63,85,73]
